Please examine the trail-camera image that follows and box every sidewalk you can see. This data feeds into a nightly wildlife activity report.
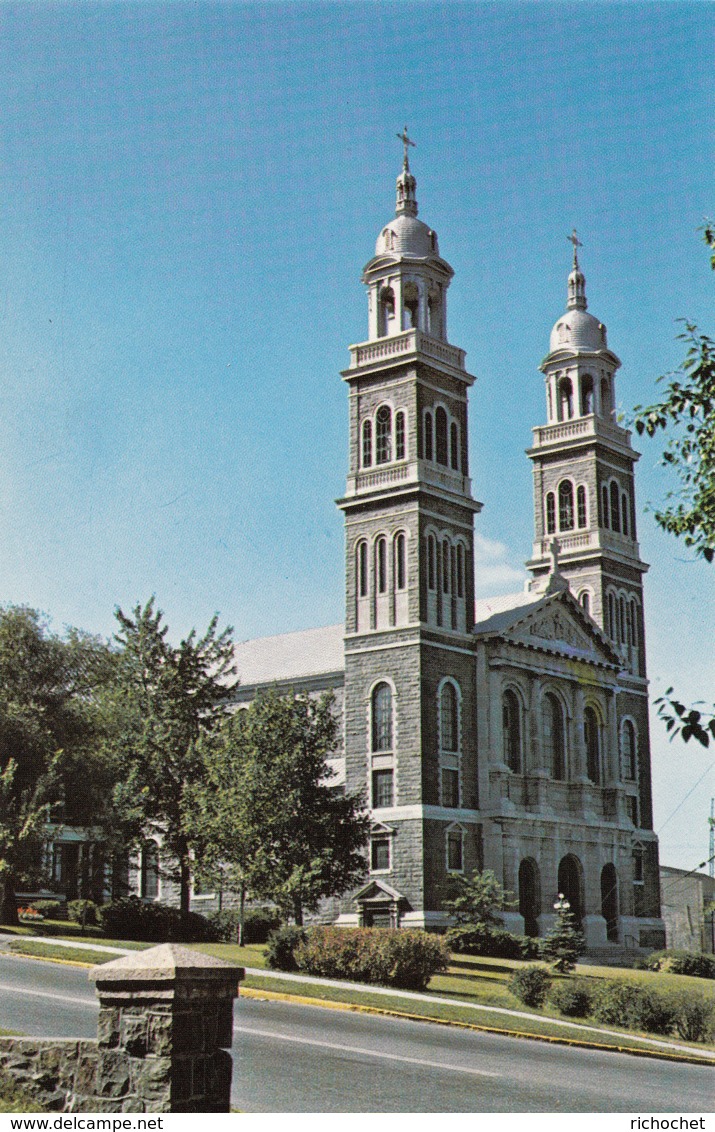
[2,931,714,1062]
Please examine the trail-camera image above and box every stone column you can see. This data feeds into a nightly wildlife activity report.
[88,944,244,1113]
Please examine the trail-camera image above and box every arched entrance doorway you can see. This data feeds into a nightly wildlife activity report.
[557,854,584,924]
[601,864,619,942]
[518,859,541,937]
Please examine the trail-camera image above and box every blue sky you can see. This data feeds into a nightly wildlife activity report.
[0,2,712,870]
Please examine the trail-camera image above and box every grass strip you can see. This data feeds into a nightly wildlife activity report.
[6,940,117,966]
[240,972,714,1063]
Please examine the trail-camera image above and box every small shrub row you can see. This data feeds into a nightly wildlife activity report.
[639,950,715,980]
[447,923,541,960]
[97,896,220,942]
[509,965,551,1007]
[266,925,450,990]
[207,906,281,944]
[29,900,64,918]
[544,976,715,1042]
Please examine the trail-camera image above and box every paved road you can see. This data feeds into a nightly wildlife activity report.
[1,954,713,1112]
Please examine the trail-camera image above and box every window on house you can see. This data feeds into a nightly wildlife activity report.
[424,411,434,461]
[447,828,464,871]
[633,844,644,884]
[395,411,406,460]
[371,836,391,872]
[503,689,522,773]
[621,492,629,536]
[372,769,394,809]
[435,407,448,465]
[621,720,637,780]
[427,534,436,590]
[376,406,392,464]
[579,591,590,615]
[456,544,465,599]
[394,533,406,591]
[450,422,459,470]
[140,841,159,900]
[376,537,387,594]
[543,693,566,780]
[626,795,639,826]
[558,480,575,531]
[357,541,368,597]
[608,591,618,642]
[546,492,556,534]
[362,420,372,468]
[372,683,392,751]
[442,767,460,808]
[442,540,450,594]
[584,706,601,785]
[577,485,587,528]
[601,483,610,528]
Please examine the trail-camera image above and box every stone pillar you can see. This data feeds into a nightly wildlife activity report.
[89,944,244,1113]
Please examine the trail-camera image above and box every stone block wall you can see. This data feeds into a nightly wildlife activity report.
[0,944,243,1114]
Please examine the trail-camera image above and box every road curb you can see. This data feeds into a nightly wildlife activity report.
[239,986,715,1067]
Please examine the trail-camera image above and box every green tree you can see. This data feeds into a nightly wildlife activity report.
[110,598,237,920]
[442,868,515,928]
[0,606,115,924]
[633,224,715,747]
[541,894,586,973]
[197,689,369,927]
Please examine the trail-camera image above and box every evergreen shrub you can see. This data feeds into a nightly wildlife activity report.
[548,978,593,1017]
[447,924,541,960]
[293,926,450,990]
[97,896,219,942]
[644,950,715,980]
[265,924,307,971]
[508,965,551,1007]
[67,899,98,927]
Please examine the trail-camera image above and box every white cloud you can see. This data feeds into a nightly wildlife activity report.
[473,534,527,598]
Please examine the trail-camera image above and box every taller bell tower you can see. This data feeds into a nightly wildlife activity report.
[336,136,482,928]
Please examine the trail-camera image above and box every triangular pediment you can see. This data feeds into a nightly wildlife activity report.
[499,592,620,668]
[353,878,405,904]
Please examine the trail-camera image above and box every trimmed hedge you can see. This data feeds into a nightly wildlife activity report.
[548,978,593,1017]
[591,980,677,1035]
[643,950,715,980]
[292,926,450,991]
[508,965,551,1008]
[447,924,541,960]
[670,991,715,1042]
[208,906,281,944]
[97,896,219,942]
[30,900,63,918]
[265,924,307,971]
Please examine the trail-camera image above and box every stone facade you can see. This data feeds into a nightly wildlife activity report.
[229,153,665,952]
[0,944,244,1113]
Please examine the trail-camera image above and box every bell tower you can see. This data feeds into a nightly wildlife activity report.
[336,134,483,928]
[526,234,648,681]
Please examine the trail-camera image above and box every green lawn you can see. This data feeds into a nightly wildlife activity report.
[6,940,122,966]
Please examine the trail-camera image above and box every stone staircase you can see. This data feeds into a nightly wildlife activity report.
[582,945,649,969]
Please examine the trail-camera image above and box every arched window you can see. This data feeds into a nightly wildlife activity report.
[450,422,459,470]
[456,544,465,599]
[503,689,522,773]
[427,534,437,591]
[440,683,458,752]
[362,420,372,468]
[610,481,621,533]
[518,858,541,937]
[579,591,590,615]
[558,480,575,531]
[140,841,159,900]
[356,540,368,597]
[378,286,395,337]
[394,533,406,591]
[442,540,450,594]
[621,492,629,536]
[620,595,628,644]
[404,281,419,328]
[543,693,566,780]
[621,720,637,780]
[581,374,594,414]
[376,537,387,594]
[577,485,587,528]
[446,826,464,872]
[601,483,610,528]
[558,377,574,420]
[608,591,618,641]
[372,683,392,751]
[584,706,601,785]
[376,406,392,464]
[424,411,434,461]
[395,411,406,461]
[630,600,639,648]
[435,407,448,466]
[546,493,556,534]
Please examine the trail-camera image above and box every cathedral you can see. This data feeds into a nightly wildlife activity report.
[233,142,665,951]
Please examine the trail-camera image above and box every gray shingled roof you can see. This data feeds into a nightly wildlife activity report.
[472,590,542,634]
[233,623,344,686]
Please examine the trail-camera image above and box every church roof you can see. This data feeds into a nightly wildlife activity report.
[473,590,542,634]
[233,622,344,687]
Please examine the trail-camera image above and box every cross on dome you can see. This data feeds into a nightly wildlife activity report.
[396,126,416,171]
[567,228,583,270]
